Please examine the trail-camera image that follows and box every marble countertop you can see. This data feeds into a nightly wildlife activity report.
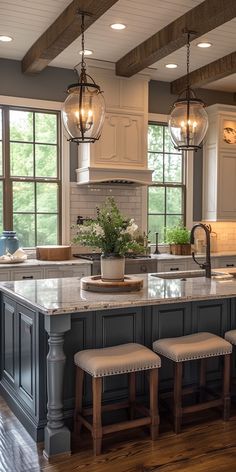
[1,268,236,315]
[151,251,236,260]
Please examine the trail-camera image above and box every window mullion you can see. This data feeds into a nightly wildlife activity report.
[3,107,13,230]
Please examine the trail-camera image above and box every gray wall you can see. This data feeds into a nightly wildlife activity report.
[149,81,236,221]
[1,59,235,217]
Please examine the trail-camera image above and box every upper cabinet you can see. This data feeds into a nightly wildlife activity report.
[203,104,236,221]
[76,65,153,185]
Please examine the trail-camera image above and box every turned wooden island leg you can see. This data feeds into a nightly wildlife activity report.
[44,315,71,459]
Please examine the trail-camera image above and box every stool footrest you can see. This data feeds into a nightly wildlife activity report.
[182,398,222,415]
[82,400,130,417]
[103,417,151,435]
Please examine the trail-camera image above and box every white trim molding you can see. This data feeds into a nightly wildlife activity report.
[0,95,70,245]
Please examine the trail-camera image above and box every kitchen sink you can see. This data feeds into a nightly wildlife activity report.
[151,270,233,280]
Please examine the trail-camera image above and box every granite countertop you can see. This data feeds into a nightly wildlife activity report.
[0,258,92,268]
[1,268,236,316]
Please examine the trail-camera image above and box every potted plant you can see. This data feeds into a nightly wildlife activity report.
[73,197,143,282]
[165,225,191,255]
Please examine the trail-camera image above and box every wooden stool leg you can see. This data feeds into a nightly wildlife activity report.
[92,377,103,455]
[129,372,136,420]
[223,354,231,421]
[74,367,84,435]
[173,362,183,434]
[149,369,159,440]
[199,358,207,402]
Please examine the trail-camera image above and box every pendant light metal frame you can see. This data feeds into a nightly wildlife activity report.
[169,30,208,152]
[63,11,105,144]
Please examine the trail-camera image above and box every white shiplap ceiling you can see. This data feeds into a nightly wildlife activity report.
[0,0,235,92]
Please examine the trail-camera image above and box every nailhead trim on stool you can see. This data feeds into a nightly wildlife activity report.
[153,332,232,362]
[225,330,236,345]
[74,343,161,377]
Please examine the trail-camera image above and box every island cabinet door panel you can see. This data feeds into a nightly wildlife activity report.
[63,312,94,410]
[151,303,192,390]
[229,298,236,378]
[15,304,36,414]
[1,296,17,390]
[95,307,144,402]
[191,299,230,383]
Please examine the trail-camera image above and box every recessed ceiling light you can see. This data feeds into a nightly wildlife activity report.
[197,42,212,48]
[0,35,13,42]
[79,49,93,56]
[165,63,178,69]
[110,23,126,30]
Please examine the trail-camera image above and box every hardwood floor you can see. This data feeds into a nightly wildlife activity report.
[1,395,236,472]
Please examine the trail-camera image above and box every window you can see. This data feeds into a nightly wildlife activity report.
[0,106,61,247]
[148,122,185,243]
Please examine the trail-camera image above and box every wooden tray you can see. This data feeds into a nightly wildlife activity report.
[81,275,143,292]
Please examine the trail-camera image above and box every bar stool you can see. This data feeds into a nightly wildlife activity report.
[225,330,236,346]
[74,343,161,455]
[153,332,232,433]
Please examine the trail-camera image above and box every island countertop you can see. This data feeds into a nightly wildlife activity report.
[1,269,236,315]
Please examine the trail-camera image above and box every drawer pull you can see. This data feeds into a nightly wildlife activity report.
[170,267,179,271]
[22,275,34,280]
[226,264,234,267]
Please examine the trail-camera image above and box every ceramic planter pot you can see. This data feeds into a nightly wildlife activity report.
[101,254,125,282]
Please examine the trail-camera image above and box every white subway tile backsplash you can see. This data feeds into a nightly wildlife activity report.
[70,183,144,240]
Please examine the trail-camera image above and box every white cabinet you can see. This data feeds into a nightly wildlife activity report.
[213,257,236,269]
[203,104,236,220]
[157,260,187,273]
[11,268,43,281]
[0,269,11,281]
[44,265,90,279]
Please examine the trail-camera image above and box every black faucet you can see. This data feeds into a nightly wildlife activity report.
[190,223,211,278]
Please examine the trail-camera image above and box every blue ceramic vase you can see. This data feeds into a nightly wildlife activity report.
[0,231,20,256]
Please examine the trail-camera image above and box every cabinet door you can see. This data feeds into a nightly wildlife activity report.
[157,260,187,273]
[218,153,236,219]
[1,295,17,389]
[95,307,144,402]
[151,303,192,389]
[11,268,43,280]
[192,299,230,382]
[15,304,37,414]
[0,269,11,281]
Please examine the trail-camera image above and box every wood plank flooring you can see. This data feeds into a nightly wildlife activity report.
[1,395,236,472]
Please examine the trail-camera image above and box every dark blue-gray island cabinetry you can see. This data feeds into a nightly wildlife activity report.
[1,286,236,458]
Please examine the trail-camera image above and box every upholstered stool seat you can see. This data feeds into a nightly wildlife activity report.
[225,330,236,345]
[153,332,232,363]
[74,343,161,377]
[153,332,232,433]
[74,343,161,455]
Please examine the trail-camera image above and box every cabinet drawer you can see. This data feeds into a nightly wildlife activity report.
[157,261,187,273]
[214,257,236,269]
[44,265,91,279]
[11,269,43,280]
[0,269,11,281]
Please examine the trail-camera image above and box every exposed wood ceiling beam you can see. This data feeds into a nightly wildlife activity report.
[171,51,236,94]
[22,0,119,74]
[116,0,236,78]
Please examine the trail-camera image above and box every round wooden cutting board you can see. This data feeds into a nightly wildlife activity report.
[81,275,144,292]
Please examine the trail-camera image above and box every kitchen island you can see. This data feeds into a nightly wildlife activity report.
[1,270,236,458]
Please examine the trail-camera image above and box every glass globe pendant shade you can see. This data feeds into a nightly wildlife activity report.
[62,81,105,144]
[168,97,208,151]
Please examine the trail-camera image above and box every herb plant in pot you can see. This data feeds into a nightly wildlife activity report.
[73,197,143,282]
[165,225,191,255]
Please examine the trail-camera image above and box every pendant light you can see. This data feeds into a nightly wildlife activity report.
[168,31,208,151]
[62,12,105,144]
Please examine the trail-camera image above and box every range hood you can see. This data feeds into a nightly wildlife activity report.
[75,64,152,186]
[76,166,153,186]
